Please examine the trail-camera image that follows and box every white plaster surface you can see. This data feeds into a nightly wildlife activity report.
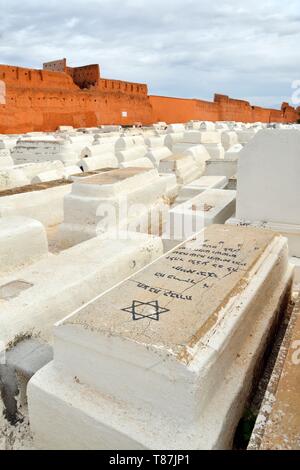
[166,189,236,241]
[0,184,72,228]
[0,216,48,275]
[236,129,300,226]
[59,168,169,247]
[0,232,163,346]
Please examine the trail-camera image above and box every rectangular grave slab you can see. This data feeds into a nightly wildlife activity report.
[0,184,71,228]
[227,218,300,258]
[248,295,300,450]
[158,155,202,185]
[231,130,300,257]
[204,158,237,178]
[59,168,169,248]
[0,217,48,275]
[28,224,293,449]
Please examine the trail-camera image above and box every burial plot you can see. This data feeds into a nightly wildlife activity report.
[158,154,203,185]
[144,147,172,167]
[164,189,236,249]
[220,131,238,151]
[228,129,300,256]
[0,232,163,347]
[204,157,238,178]
[120,158,153,169]
[251,296,300,450]
[176,176,228,204]
[11,138,78,165]
[28,224,293,449]
[174,132,225,160]
[166,124,186,133]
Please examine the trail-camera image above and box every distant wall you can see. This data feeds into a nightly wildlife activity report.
[0,62,298,134]
[149,96,219,123]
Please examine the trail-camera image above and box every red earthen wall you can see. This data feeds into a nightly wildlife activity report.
[0,62,298,134]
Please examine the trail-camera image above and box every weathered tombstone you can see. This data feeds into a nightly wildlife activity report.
[176,176,228,204]
[228,129,300,256]
[0,231,163,355]
[28,224,293,449]
[180,131,225,159]
[220,131,238,151]
[58,168,169,248]
[144,147,172,167]
[166,123,186,133]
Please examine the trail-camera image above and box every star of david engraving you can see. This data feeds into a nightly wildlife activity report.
[122,300,169,321]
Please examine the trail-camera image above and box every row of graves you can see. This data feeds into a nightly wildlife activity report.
[0,121,300,449]
[0,119,267,192]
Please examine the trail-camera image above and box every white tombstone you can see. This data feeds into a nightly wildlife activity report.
[0,217,48,275]
[164,132,185,150]
[115,137,135,151]
[0,168,30,191]
[0,155,14,168]
[99,125,121,133]
[176,176,228,204]
[11,138,79,165]
[228,129,300,256]
[220,131,238,151]
[165,189,236,243]
[235,129,256,145]
[179,132,224,160]
[225,144,243,159]
[17,161,65,181]
[31,170,63,184]
[0,140,13,167]
[166,124,186,133]
[158,155,202,185]
[63,166,82,180]
[120,158,154,169]
[0,184,71,228]
[203,143,225,160]
[182,145,210,168]
[78,153,118,172]
[159,173,179,203]
[183,131,221,145]
[144,147,172,167]
[144,136,165,148]
[58,168,169,248]
[116,146,148,163]
[204,157,237,178]
[199,121,216,131]
[215,122,229,130]
[0,232,163,347]
[58,126,74,132]
[28,224,293,450]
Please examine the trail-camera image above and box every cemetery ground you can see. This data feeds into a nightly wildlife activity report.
[0,121,299,450]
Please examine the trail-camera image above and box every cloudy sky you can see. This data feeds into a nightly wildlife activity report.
[1,0,300,108]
